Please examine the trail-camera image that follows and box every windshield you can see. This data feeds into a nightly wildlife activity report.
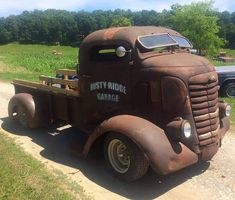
[138,33,192,49]
[170,35,192,48]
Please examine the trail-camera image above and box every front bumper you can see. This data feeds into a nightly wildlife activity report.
[199,116,230,161]
[151,115,230,175]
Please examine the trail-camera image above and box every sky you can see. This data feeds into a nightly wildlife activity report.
[0,0,234,17]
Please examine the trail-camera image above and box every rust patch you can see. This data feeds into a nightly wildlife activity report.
[103,28,122,40]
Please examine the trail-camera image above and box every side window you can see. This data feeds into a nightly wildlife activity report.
[90,45,129,62]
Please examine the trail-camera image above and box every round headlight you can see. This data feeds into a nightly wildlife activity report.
[225,104,231,117]
[182,121,191,138]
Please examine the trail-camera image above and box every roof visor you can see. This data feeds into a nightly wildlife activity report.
[137,33,192,49]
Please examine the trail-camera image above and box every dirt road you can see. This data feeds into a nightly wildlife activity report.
[0,81,235,200]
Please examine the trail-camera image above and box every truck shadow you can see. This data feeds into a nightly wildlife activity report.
[1,117,210,200]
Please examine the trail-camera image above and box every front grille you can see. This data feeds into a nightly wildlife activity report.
[189,73,220,148]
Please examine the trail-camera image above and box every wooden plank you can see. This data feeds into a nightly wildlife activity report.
[56,69,77,76]
[39,75,78,88]
[13,79,79,97]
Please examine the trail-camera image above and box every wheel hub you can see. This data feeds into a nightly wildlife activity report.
[108,139,130,173]
[18,109,28,128]
[226,85,235,97]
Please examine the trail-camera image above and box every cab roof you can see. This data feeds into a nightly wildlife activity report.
[81,26,182,47]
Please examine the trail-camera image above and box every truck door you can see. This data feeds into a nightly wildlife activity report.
[80,44,132,126]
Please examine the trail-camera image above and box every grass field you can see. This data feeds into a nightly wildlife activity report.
[0,44,235,80]
[0,44,78,81]
[0,132,88,200]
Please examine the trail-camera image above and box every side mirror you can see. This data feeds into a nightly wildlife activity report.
[190,49,197,54]
[116,46,127,57]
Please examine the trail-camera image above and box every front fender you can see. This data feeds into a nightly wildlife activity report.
[83,115,198,175]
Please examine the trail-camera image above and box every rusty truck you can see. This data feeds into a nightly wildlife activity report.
[8,26,231,181]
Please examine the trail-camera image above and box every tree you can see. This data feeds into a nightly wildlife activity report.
[110,16,132,27]
[172,1,225,55]
[0,28,11,44]
[0,7,234,48]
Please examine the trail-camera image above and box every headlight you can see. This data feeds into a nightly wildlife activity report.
[225,104,231,117]
[166,119,192,140]
[219,102,231,118]
[181,121,191,138]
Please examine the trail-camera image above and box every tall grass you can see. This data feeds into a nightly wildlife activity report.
[0,44,78,81]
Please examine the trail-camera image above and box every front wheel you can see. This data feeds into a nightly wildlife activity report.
[221,82,235,97]
[104,133,149,181]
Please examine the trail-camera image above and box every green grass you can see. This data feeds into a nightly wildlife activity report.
[0,43,78,81]
[0,132,89,200]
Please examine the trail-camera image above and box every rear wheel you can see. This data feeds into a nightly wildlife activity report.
[104,133,149,181]
[8,93,50,129]
[18,106,29,128]
[11,105,30,128]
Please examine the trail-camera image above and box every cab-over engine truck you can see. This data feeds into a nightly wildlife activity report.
[8,26,230,181]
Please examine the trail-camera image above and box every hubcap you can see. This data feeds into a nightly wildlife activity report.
[107,139,130,173]
[18,110,28,127]
[226,85,235,97]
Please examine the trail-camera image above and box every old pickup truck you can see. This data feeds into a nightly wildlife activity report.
[8,26,230,181]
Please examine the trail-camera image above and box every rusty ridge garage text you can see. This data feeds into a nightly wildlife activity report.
[90,81,127,103]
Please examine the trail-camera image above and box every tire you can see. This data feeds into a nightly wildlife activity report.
[221,82,235,97]
[8,100,31,128]
[104,133,149,181]
[12,104,30,128]
[8,93,50,129]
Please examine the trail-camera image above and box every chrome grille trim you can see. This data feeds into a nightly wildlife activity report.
[198,126,220,140]
[193,108,219,122]
[189,73,220,147]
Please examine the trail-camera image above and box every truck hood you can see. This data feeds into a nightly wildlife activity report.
[139,53,215,83]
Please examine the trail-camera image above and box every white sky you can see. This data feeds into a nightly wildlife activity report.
[0,0,234,17]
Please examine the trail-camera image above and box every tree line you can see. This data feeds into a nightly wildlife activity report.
[0,2,235,53]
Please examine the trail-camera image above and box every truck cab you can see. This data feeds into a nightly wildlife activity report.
[8,26,230,181]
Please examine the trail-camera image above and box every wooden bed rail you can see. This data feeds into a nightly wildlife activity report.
[56,69,77,77]
[39,75,78,88]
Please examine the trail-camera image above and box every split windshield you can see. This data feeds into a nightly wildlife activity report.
[138,33,192,50]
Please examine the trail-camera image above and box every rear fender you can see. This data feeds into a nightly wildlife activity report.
[8,93,49,128]
[83,115,198,175]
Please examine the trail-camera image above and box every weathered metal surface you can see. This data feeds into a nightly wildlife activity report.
[82,115,198,175]
[189,72,219,148]
[78,27,230,166]
[10,26,230,177]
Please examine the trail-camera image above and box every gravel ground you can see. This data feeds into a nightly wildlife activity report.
[0,81,235,200]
